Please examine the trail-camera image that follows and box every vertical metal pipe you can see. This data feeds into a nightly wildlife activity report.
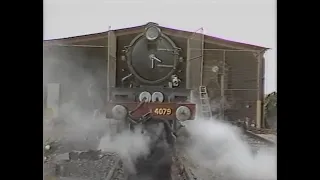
[220,50,226,120]
[106,26,110,102]
[261,56,266,128]
[107,26,112,130]
[200,27,204,86]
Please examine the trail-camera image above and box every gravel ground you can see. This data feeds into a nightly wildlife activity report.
[44,151,121,180]
[43,125,120,180]
[57,153,119,179]
[43,121,168,180]
[44,125,276,180]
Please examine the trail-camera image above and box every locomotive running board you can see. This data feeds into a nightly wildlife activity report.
[105,102,196,120]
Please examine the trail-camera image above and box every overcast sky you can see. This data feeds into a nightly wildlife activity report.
[44,0,276,94]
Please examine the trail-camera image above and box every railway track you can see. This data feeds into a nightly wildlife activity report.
[104,157,125,180]
[104,152,198,180]
[173,154,198,180]
[104,148,199,180]
[243,129,276,154]
[244,130,275,145]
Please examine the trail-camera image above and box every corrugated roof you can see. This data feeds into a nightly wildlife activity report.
[43,23,269,51]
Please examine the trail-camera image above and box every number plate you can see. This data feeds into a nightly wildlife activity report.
[153,108,172,116]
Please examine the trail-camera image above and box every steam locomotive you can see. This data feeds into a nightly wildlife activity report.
[102,23,197,179]
[105,22,196,147]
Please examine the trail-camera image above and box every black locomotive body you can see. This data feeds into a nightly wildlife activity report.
[106,22,196,137]
[105,22,196,179]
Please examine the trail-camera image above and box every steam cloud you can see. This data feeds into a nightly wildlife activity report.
[98,125,152,174]
[44,47,276,179]
[182,117,277,180]
[43,47,152,174]
[43,47,108,144]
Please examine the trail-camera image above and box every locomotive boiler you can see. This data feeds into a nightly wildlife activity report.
[105,22,196,147]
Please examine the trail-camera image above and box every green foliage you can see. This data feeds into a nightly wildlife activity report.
[264,91,277,128]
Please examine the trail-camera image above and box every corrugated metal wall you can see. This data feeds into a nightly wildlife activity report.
[201,43,261,126]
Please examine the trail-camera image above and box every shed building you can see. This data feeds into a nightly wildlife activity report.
[43,23,269,128]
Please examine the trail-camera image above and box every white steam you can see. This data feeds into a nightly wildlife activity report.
[43,47,153,175]
[98,125,152,174]
[43,47,108,143]
[43,47,276,179]
[183,118,277,180]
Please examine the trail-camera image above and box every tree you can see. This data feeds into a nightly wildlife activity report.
[264,91,277,129]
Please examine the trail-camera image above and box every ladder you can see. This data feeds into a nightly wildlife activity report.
[199,86,213,119]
